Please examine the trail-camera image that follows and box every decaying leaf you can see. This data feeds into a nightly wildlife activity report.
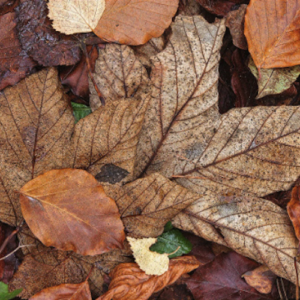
[245,0,300,69]
[287,186,300,250]
[0,67,149,226]
[90,44,149,111]
[0,12,36,90]
[17,0,81,66]
[97,256,200,300]
[20,169,125,256]
[103,173,199,238]
[225,4,248,50]
[186,251,277,300]
[48,0,105,35]
[248,57,300,99]
[94,0,179,45]
[30,281,92,300]
[128,237,170,276]
[242,265,277,295]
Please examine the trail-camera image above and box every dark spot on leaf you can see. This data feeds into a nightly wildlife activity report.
[95,164,129,184]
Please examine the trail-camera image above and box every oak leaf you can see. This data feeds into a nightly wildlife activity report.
[97,256,200,300]
[48,0,105,35]
[245,0,300,69]
[30,281,92,300]
[94,0,179,45]
[128,237,170,276]
[20,169,125,256]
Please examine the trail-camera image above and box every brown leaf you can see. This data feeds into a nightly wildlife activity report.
[0,12,36,91]
[245,0,300,69]
[30,281,92,300]
[0,0,19,16]
[225,4,248,50]
[0,67,149,226]
[186,252,277,300]
[97,256,200,300]
[103,173,199,238]
[287,186,300,249]
[196,0,245,16]
[90,44,149,111]
[17,0,81,66]
[149,284,194,300]
[20,168,125,256]
[94,0,179,45]
[242,265,277,295]
[9,250,104,299]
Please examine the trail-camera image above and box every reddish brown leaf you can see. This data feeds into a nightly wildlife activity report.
[94,0,179,45]
[242,265,277,294]
[17,0,81,66]
[30,281,92,300]
[287,186,300,249]
[0,0,19,16]
[0,12,36,91]
[97,256,200,300]
[245,0,300,69]
[20,168,125,256]
[225,4,248,50]
[196,0,247,16]
[186,252,278,300]
[149,284,194,300]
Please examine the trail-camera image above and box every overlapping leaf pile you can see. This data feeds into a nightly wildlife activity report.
[2,0,300,299]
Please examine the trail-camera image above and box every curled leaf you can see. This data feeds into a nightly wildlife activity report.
[20,168,125,256]
[97,256,200,300]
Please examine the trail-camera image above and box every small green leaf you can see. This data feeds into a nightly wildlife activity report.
[150,228,192,258]
[0,282,22,300]
[71,102,92,123]
[163,221,173,232]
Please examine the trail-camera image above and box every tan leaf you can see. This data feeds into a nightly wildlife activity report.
[244,0,300,69]
[48,0,105,35]
[103,173,199,238]
[173,192,300,286]
[90,44,149,111]
[30,280,92,300]
[9,250,104,299]
[94,0,179,45]
[242,265,277,295]
[128,237,169,275]
[248,57,300,99]
[0,68,149,226]
[97,256,200,300]
[20,168,125,256]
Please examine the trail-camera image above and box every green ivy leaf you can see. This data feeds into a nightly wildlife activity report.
[71,102,92,123]
[0,282,22,300]
[150,227,192,259]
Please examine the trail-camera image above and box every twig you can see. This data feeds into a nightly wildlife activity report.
[0,243,35,261]
[0,227,19,256]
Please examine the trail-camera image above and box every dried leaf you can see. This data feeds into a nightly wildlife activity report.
[30,281,92,300]
[287,186,300,248]
[97,256,200,300]
[248,57,300,99]
[0,67,149,226]
[245,0,300,68]
[128,237,170,276]
[20,169,125,256]
[94,0,179,45]
[196,0,244,16]
[0,12,36,91]
[225,4,248,50]
[48,0,105,35]
[90,44,149,111]
[242,265,277,294]
[103,173,199,238]
[186,252,277,300]
[17,0,81,66]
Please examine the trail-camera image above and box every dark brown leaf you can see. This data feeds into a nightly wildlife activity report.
[196,0,247,16]
[17,0,81,66]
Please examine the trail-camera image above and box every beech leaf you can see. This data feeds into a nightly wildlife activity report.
[245,0,300,68]
[19,168,125,256]
[97,256,200,300]
[248,57,300,99]
[48,0,105,35]
[30,281,92,300]
[128,237,170,276]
